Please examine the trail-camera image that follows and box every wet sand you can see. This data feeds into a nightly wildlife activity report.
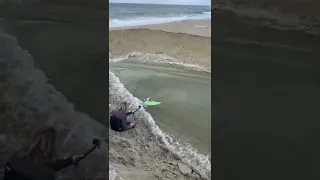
[109,20,211,69]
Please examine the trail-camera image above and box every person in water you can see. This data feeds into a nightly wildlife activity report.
[3,126,83,180]
[110,102,136,132]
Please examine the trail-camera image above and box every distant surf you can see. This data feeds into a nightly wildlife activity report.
[109,3,211,28]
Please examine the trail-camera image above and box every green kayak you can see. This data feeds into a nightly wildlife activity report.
[144,101,161,106]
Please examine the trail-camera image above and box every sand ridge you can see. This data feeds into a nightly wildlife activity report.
[109,20,211,69]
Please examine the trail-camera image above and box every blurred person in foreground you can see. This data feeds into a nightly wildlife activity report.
[3,126,82,180]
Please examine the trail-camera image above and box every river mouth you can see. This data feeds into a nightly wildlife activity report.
[110,60,211,155]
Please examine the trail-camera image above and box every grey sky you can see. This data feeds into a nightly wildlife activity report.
[109,0,210,6]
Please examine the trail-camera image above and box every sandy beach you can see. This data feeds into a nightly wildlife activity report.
[109,19,211,180]
[109,20,211,69]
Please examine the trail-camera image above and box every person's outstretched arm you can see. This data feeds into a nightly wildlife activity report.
[46,157,73,171]
[125,111,133,116]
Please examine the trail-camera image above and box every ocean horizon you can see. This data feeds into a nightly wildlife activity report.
[109,2,211,28]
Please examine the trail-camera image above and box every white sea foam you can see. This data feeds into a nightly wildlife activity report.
[109,14,211,28]
[109,52,211,72]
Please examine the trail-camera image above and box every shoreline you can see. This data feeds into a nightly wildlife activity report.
[109,19,211,37]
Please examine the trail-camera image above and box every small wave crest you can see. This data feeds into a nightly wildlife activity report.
[109,57,211,178]
[109,14,211,28]
[109,52,211,72]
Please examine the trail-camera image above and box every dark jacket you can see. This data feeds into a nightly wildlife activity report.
[3,155,73,180]
[110,111,133,131]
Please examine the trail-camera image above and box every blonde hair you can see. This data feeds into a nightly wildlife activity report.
[118,102,128,113]
[19,127,57,165]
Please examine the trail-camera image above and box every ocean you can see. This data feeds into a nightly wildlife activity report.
[109,3,211,28]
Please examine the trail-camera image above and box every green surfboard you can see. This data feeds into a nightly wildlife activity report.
[144,101,161,106]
